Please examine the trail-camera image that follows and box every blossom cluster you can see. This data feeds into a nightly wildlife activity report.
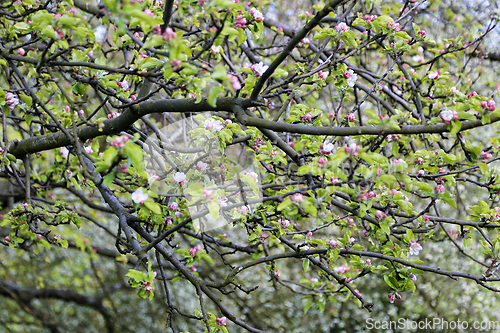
[440,109,458,124]
[481,99,496,111]
[5,92,20,111]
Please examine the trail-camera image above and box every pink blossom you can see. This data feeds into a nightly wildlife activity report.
[280,218,290,228]
[343,69,358,87]
[335,22,349,33]
[318,70,329,80]
[302,38,311,45]
[5,92,20,110]
[118,80,129,90]
[291,193,304,204]
[235,15,247,28]
[435,185,445,193]
[480,151,493,160]
[417,30,426,38]
[188,245,202,257]
[60,147,69,159]
[111,135,129,148]
[387,21,401,32]
[415,157,424,165]
[301,112,312,122]
[467,91,478,98]
[364,15,377,22]
[216,317,227,326]
[388,294,395,303]
[440,109,458,124]
[16,48,25,56]
[329,239,339,247]
[481,99,496,111]
[344,143,360,156]
[409,273,417,281]
[163,27,176,40]
[250,7,264,21]
[346,113,355,121]
[172,172,187,184]
[228,74,241,90]
[170,59,181,71]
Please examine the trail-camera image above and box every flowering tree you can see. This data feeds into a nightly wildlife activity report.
[1,0,500,332]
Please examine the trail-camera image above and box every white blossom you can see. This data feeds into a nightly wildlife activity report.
[196,161,208,171]
[60,147,69,159]
[344,69,358,87]
[409,241,423,255]
[203,119,224,131]
[323,142,335,153]
[428,71,439,80]
[131,188,149,204]
[252,62,269,77]
[172,172,187,184]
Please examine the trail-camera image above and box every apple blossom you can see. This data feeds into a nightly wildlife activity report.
[216,317,227,326]
[322,142,335,153]
[318,70,328,80]
[409,241,423,255]
[211,45,221,54]
[131,188,149,204]
[235,15,247,28]
[428,71,439,80]
[228,74,241,90]
[291,193,304,204]
[250,7,264,21]
[480,151,493,160]
[440,109,458,124]
[203,118,224,131]
[280,218,291,228]
[344,69,358,87]
[196,161,208,171]
[481,99,496,111]
[335,22,349,33]
[60,147,69,159]
[172,172,187,184]
[251,61,269,77]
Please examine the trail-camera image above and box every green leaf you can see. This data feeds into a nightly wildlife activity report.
[19,94,32,107]
[303,258,309,273]
[383,274,398,290]
[187,183,204,196]
[102,173,115,187]
[277,200,292,211]
[207,86,224,108]
[124,142,144,172]
[450,120,461,135]
[144,200,162,215]
[479,162,487,175]
[126,269,146,281]
[304,300,314,314]
[72,82,86,96]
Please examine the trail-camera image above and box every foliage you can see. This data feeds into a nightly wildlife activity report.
[1,0,500,332]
